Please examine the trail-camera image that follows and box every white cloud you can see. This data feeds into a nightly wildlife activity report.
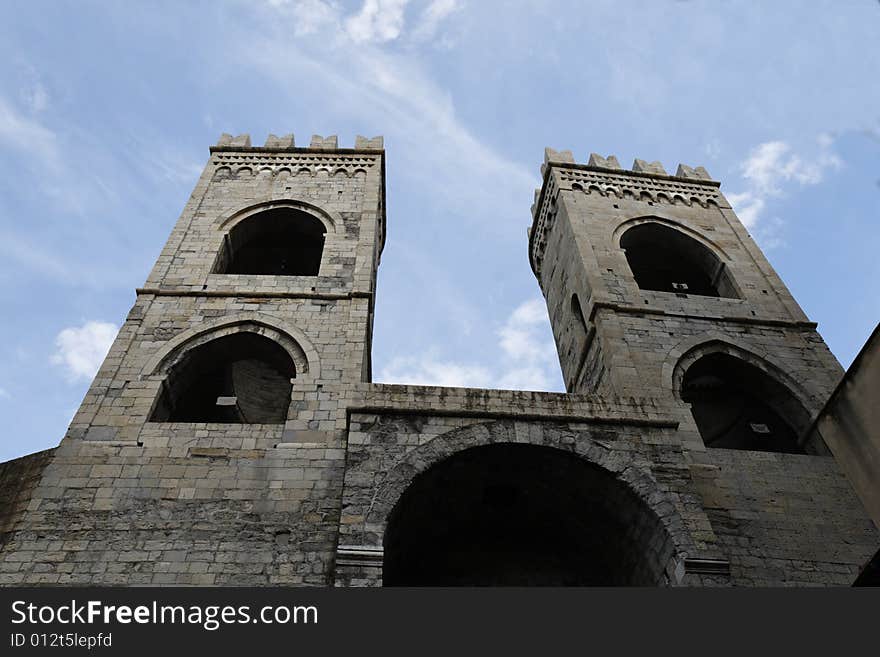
[51,321,118,382]
[0,387,10,400]
[269,0,340,36]
[496,366,551,391]
[253,0,535,230]
[725,191,764,230]
[412,0,460,41]
[377,298,562,391]
[240,38,536,229]
[498,298,557,366]
[729,136,842,232]
[378,355,494,388]
[345,0,410,44]
[740,140,840,196]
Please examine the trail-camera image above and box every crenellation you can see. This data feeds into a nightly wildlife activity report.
[632,158,668,175]
[310,134,339,150]
[216,133,252,148]
[354,135,384,150]
[264,133,295,148]
[587,153,622,169]
[676,163,713,181]
[543,146,575,165]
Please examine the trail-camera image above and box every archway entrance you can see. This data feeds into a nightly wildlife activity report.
[383,443,672,586]
[681,352,807,453]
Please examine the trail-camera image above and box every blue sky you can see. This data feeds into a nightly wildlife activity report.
[0,0,878,462]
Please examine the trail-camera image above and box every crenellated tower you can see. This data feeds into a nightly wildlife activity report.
[0,133,387,586]
[68,133,385,447]
[530,148,844,453]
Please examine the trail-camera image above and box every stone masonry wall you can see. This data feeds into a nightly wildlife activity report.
[335,386,878,586]
[689,448,877,585]
[0,141,875,588]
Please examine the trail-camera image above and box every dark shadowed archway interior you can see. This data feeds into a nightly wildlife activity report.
[681,352,807,453]
[215,207,326,276]
[150,332,295,423]
[620,223,739,298]
[383,443,673,586]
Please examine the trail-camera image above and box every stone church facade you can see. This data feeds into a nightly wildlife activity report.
[0,134,876,586]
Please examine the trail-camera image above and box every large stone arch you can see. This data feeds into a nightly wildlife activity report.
[344,420,696,586]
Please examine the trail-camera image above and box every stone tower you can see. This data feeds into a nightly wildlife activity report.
[0,137,877,587]
[0,133,388,585]
[68,132,385,447]
[531,149,842,454]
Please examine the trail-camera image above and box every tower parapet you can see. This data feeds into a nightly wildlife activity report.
[212,133,384,151]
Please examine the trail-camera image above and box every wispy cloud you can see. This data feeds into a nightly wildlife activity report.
[0,387,10,400]
[495,298,559,390]
[271,0,341,36]
[0,233,72,281]
[725,192,765,230]
[51,321,118,382]
[345,0,410,43]
[412,0,460,42]
[741,139,841,196]
[728,136,842,233]
[379,354,494,388]
[377,298,562,391]
[241,16,536,229]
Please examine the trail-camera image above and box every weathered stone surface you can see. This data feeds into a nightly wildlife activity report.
[0,138,875,587]
[264,133,295,148]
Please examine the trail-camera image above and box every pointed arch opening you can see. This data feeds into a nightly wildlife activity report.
[383,443,674,586]
[214,207,326,276]
[150,332,295,423]
[681,352,807,453]
[620,222,739,298]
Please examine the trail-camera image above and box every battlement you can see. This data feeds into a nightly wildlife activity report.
[211,133,384,152]
[541,147,714,183]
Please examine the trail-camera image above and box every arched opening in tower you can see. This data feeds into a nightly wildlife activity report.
[620,222,739,298]
[150,332,295,423]
[681,352,807,453]
[215,207,326,276]
[382,443,673,586]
